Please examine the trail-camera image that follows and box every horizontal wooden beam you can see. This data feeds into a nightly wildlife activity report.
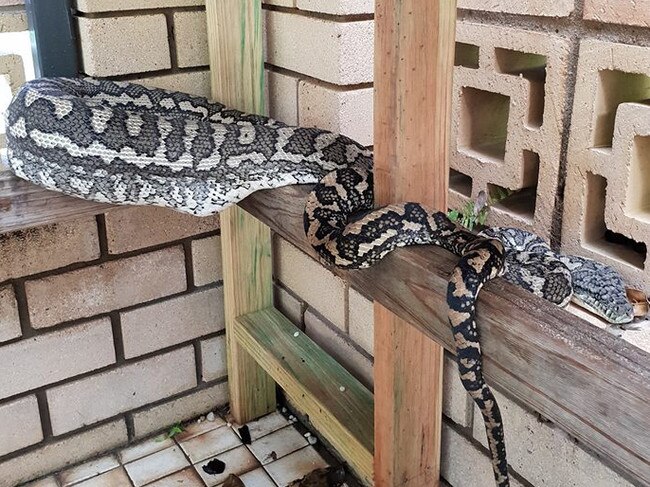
[234,307,374,484]
[2,173,650,485]
[0,170,111,234]
[238,185,650,486]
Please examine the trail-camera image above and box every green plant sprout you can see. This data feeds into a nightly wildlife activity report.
[158,422,184,441]
[448,187,514,231]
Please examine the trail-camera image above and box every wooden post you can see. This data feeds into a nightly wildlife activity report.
[206,0,276,423]
[373,1,457,486]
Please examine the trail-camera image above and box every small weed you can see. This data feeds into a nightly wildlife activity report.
[448,187,514,231]
[158,422,184,441]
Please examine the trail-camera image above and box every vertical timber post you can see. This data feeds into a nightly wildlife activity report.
[206,0,276,423]
[373,1,457,486]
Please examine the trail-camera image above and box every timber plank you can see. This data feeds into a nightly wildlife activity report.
[373,0,457,484]
[0,169,110,234]
[238,184,650,486]
[234,307,374,485]
[206,0,276,423]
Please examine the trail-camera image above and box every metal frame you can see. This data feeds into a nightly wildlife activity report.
[25,0,78,77]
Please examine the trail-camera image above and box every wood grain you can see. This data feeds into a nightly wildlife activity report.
[373,0,457,485]
[238,184,650,486]
[0,170,110,234]
[206,0,275,423]
[235,307,374,485]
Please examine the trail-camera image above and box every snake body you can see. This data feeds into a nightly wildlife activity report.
[5,77,635,487]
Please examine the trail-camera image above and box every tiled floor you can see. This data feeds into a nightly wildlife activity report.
[25,411,337,487]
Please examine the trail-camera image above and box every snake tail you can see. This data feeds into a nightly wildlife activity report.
[447,237,510,487]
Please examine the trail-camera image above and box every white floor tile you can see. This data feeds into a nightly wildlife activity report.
[264,448,328,487]
[233,413,289,442]
[195,445,259,487]
[145,467,206,487]
[118,436,175,464]
[73,467,131,487]
[176,418,226,443]
[238,468,277,487]
[58,455,120,486]
[124,446,189,487]
[247,427,308,465]
[180,426,243,464]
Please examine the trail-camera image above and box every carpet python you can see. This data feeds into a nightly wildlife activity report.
[5,77,635,487]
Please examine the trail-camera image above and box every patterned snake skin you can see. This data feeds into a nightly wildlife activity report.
[5,77,635,487]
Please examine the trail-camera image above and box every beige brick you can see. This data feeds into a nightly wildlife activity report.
[173,10,208,68]
[0,318,114,398]
[562,40,650,291]
[274,238,345,330]
[304,310,373,390]
[265,10,373,85]
[441,423,525,487]
[0,284,20,343]
[457,0,573,16]
[0,395,42,457]
[0,419,127,487]
[298,81,373,146]
[1,53,26,148]
[0,10,27,33]
[75,0,204,11]
[443,355,473,428]
[263,0,294,7]
[471,390,634,487]
[296,0,373,14]
[274,285,303,327]
[132,382,229,439]
[267,70,299,125]
[77,15,171,77]
[134,69,212,98]
[0,217,99,281]
[200,335,227,381]
[26,247,186,328]
[449,22,570,241]
[105,206,219,254]
[47,347,196,435]
[584,0,650,27]
[121,288,224,358]
[192,235,222,286]
[348,288,373,355]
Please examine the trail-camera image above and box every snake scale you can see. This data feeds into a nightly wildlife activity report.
[5,78,635,487]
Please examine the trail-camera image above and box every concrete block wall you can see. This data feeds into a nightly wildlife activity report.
[264,2,648,486]
[0,1,228,485]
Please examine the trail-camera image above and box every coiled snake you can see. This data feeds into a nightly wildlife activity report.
[5,78,634,487]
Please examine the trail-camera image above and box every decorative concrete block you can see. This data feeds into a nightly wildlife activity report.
[583,0,650,28]
[449,22,571,241]
[562,40,650,291]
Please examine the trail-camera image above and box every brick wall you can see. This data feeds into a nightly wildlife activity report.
[0,2,228,485]
[265,2,647,486]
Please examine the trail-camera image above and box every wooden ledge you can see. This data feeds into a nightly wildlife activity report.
[0,169,110,233]
[239,185,650,486]
[1,171,649,484]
